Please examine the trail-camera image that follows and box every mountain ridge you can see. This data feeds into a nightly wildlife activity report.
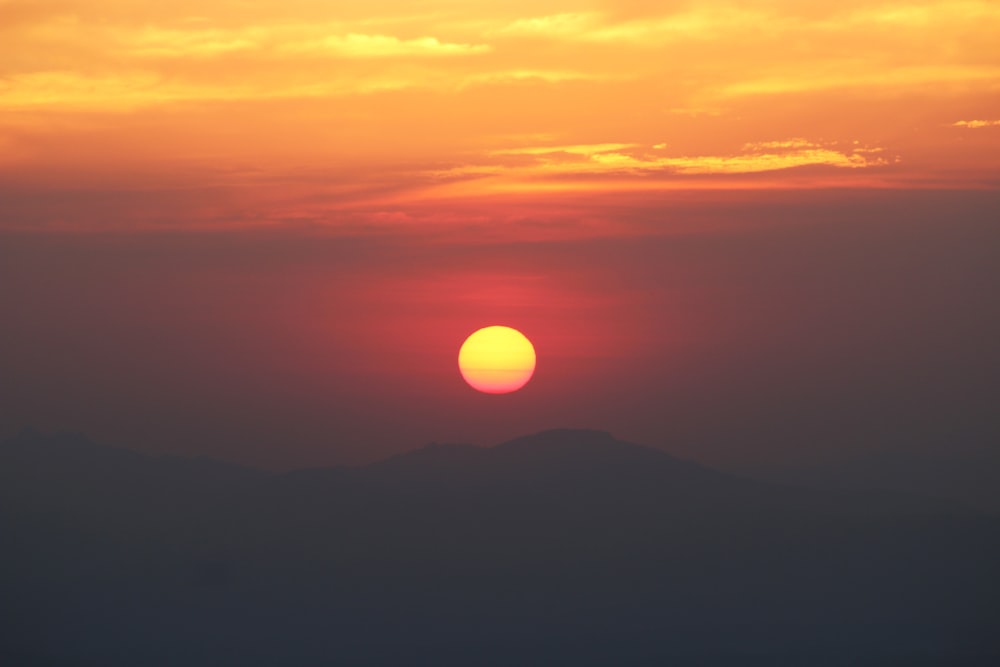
[1,427,979,521]
[3,427,999,665]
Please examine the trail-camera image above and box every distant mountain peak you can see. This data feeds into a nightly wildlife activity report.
[516,428,617,443]
[497,428,619,448]
[493,428,652,459]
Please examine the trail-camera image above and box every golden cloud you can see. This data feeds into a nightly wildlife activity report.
[436,139,889,182]
[279,33,490,58]
[953,119,1000,128]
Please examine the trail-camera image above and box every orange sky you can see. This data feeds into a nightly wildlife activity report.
[2,0,999,232]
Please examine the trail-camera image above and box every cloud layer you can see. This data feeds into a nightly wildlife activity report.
[1,0,998,229]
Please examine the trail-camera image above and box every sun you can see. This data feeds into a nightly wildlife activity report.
[458,326,536,394]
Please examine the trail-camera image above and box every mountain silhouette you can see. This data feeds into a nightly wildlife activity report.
[2,429,999,666]
[739,448,1000,513]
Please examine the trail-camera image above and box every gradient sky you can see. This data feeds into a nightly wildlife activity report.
[2,0,998,469]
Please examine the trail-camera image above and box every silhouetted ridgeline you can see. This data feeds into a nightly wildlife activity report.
[734,448,1000,514]
[2,429,999,666]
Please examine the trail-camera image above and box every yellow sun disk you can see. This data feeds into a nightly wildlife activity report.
[458,326,536,394]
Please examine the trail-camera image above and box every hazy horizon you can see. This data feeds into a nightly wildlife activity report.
[3,188,998,470]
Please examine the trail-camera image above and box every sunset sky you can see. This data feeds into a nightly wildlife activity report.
[2,0,998,468]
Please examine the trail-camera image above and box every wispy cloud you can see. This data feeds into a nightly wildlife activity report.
[497,13,595,37]
[491,143,637,156]
[115,25,490,59]
[0,69,428,110]
[279,33,490,58]
[460,69,600,87]
[437,139,889,182]
[497,8,778,44]
[0,14,494,110]
[120,26,260,58]
[721,65,1000,97]
[952,119,1000,128]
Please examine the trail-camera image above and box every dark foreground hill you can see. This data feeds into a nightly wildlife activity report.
[2,429,999,666]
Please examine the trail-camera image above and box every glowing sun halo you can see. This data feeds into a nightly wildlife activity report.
[458,326,536,394]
